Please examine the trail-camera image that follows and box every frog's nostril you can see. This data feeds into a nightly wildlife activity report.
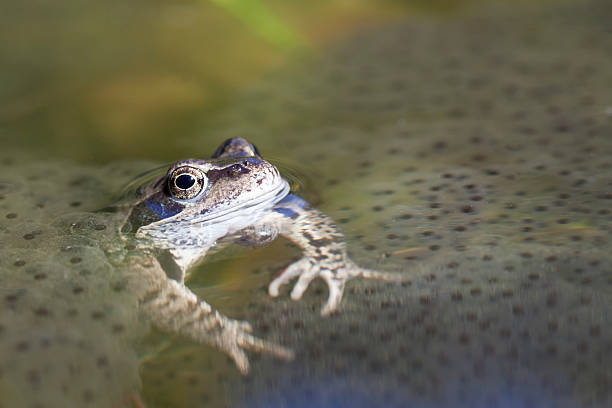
[175,174,196,190]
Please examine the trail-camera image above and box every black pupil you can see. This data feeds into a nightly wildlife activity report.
[175,174,196,190]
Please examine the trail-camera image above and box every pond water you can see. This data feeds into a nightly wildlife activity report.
[1,0,612,407]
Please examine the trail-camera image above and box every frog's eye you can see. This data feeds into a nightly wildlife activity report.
[168,166,207,200]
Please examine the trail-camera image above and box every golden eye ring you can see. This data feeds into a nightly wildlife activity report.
[168,166,206,200]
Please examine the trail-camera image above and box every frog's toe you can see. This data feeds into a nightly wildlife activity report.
[227,344,251,375]
[360,268,405,282]
[268,258,310,297]
[320,271,347,316]
[236,319,253,333]
[218,322,294,374]
[290,269,319,300]
[237,333,295,362]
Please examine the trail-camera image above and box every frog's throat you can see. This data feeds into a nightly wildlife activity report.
[137,179,290,234]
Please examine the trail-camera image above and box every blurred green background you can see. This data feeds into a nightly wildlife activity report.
[0,0,482,163]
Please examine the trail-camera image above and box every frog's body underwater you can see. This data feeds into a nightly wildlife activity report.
[121,138,401,373]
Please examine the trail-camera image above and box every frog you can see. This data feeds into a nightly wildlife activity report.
[119,138,402,374]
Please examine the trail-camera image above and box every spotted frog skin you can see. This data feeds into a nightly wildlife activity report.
[122,138,401,373]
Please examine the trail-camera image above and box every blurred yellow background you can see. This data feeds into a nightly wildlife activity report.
[0,0,480,162]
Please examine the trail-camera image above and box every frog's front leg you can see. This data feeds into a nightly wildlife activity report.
[267,195,403,316]
[128,255,293,374]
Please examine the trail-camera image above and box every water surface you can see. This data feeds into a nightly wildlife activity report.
[1,0,612,407]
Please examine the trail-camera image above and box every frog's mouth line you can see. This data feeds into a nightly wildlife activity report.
[138,179,290,233]
[197,179,291,223]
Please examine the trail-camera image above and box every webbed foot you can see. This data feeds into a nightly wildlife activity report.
[269,257,403,316]
[207,316,294,374]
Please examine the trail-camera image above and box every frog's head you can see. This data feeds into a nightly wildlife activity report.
[124,138,289,269]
